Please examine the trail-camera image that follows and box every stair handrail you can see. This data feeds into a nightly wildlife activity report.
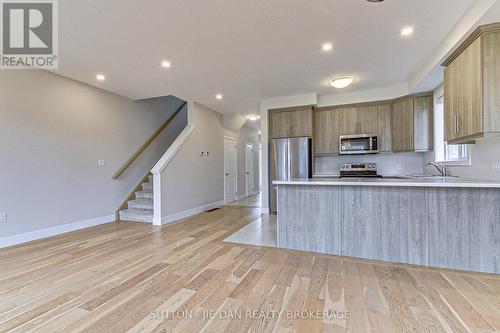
[112,101,188,179]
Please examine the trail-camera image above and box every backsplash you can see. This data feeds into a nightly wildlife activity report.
[314,152,426,176]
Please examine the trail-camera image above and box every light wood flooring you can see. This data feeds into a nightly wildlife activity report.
[1,206,500,332]
[227,193,262,208]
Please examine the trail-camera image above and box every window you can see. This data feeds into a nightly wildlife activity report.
[433,92,470,165]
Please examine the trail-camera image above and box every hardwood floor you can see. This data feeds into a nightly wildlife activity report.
[1,206,500,333]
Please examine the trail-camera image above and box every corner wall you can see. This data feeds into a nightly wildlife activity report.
[159,102,225,220]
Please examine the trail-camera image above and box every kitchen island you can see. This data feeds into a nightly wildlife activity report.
[273,178,500,274]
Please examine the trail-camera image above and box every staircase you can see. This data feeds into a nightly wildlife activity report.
[119,174,154,223]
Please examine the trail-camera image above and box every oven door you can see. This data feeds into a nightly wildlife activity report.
[339,135,378,155]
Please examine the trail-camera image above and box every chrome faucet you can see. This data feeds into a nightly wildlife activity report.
[425,162,448,176]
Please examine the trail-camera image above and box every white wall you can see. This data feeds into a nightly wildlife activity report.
[315,152,425,176]
[159,102,225,217]
[0,70,186,238]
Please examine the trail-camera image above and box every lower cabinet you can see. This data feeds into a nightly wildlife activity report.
[341,186,427,266]
[427,188,500,273]
[277,185,500,274]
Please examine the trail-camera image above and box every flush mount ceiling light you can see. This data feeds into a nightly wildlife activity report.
[401,26,414,37]
[366,0,384,2]
[215,94,223,100]
[246,115,261,121]
[161,60,171,68]
[96,74,105,81]
[329,76,354,89]
[321,42,333,52]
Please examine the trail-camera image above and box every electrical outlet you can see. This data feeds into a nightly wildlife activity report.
[322,164,327,172]
[0,212,7,223]
[98,160,105,167]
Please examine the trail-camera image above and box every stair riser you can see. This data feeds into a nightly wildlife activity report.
[136,192,153,199]
[142,183,153,191]
[128,202,153,210]
[119,213,153,223]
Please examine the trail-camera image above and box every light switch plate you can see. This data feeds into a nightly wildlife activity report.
[98,160,105,167]
[0,212,7,223]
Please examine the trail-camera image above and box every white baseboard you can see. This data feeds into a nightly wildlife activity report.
[160,200,225,225]
[0,214,116,249]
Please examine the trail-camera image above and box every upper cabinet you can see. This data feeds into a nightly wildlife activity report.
[314,108,340,155]
[377,104,392,152]
[270,107,313,139]
[313,104,392,155]
[339,106,378,135]
[391,96,433,152]
[272,95,433,155]
[443,23,500,144]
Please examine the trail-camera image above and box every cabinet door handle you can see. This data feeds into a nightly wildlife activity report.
[455,114,459,134]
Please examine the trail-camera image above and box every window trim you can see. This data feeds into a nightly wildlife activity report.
[433,90,471,166]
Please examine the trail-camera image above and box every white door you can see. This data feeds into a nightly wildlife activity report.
[245,143,254,197]
[224,137,237,203]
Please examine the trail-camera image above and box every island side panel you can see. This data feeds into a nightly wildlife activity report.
[427,188,500,274]
[341,186,427,266]
[277,185,342,255]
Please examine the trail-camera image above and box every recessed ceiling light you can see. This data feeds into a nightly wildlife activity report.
[401,26,414,37]
[246,115,261,121]
[96,74,105,81]
[329,76,354,89]
[215,94,223,100]
[321,42,333,52]
[161,60,171,68]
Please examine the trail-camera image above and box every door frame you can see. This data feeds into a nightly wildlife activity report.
[244,141,255,197]
[223,136,238,204]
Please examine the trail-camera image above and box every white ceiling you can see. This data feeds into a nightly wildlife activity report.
[54,0,481,116]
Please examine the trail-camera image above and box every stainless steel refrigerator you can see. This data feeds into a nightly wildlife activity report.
[270,137,312,213]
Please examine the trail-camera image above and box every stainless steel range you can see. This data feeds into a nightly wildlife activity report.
[339,163,381,178]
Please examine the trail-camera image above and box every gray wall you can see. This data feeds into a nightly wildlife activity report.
[160,102,225,216]
[0,70,185,238]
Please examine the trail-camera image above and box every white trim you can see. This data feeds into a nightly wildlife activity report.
[0,214,116,249]
[151,123,196,174]
[160,200,225,225]
[244,141,256,198]
[223,136,238,204]
[152,102,196,225]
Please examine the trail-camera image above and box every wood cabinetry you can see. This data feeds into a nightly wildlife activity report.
[270,107,313,139]
[339,106,378,135]
[391,98,414,151]
[273,95,432,156]
[391,96,433,152]
[377,104,392,152]
[443,24,500,143]
[313,108,340,154]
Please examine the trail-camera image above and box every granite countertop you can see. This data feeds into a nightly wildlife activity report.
[272,176,500,188]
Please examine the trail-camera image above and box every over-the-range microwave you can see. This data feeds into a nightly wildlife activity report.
[339,134,379,155]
